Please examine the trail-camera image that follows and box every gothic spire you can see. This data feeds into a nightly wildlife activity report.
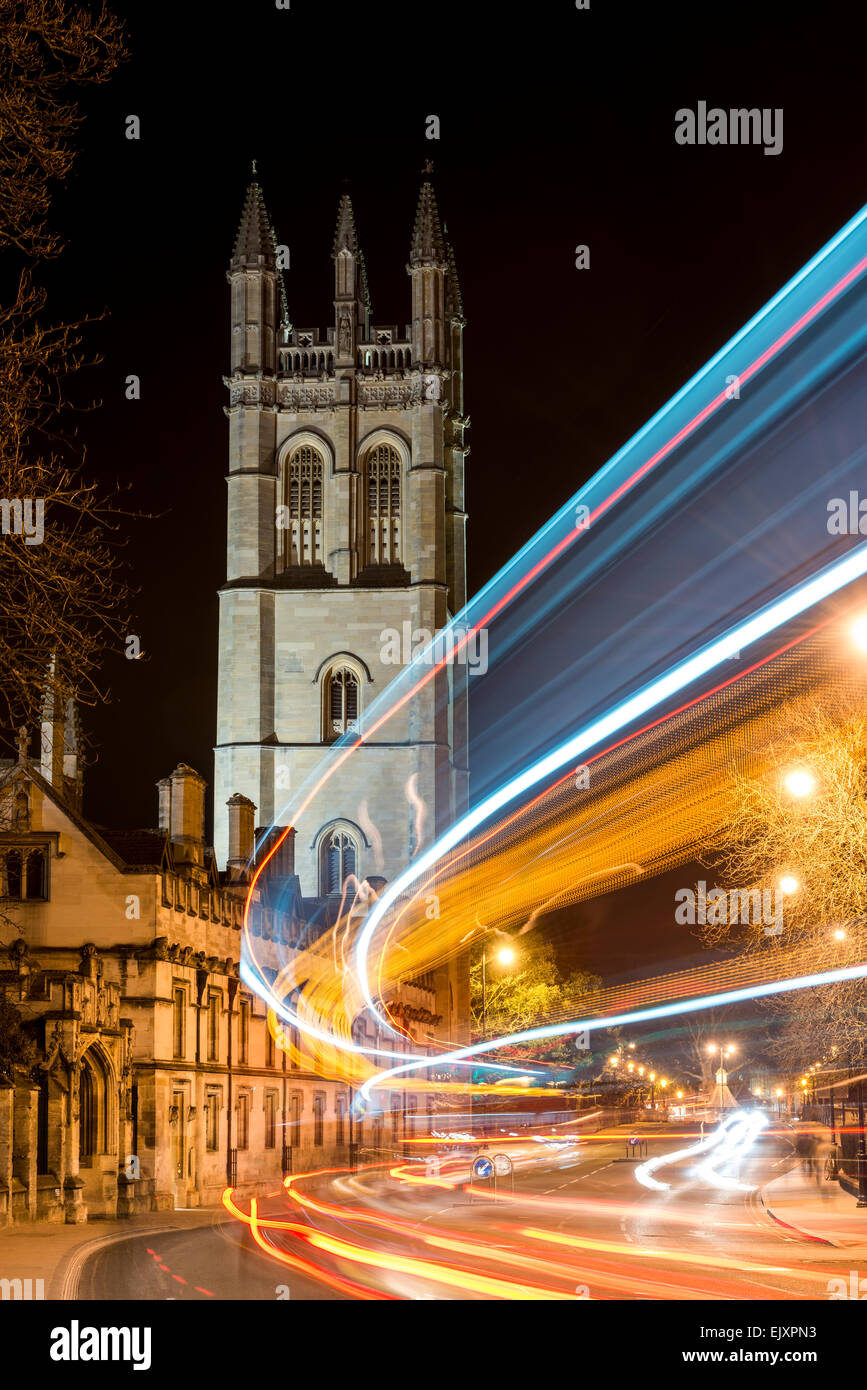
[333,192,370,313]
[410,181,446,264]
[231,173,277,269]
[444,225,464,322]
[333,192,359,254]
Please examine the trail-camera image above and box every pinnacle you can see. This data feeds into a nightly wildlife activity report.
[445,234,463,319]
[333,192,359,254]
[232,179,276,267]
[410,181,446,264]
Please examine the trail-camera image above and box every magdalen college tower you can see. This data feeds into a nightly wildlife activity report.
[214,173,469,899]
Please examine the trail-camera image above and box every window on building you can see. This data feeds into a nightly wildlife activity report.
[290,1092,302,1146]
[239,999,250,1064]
[79,1064,96,1161]
[12,787,29,830]
[282,445,323,566]
[2,847,48,901]
[324,665,359,741]
[320,826,358,895]
[205,1092,220,1151]
[265,1022,275,1068]
[264,1092,277,1149]
[366,442,401,564]
[207,993,220,1062]
[313,1093,324,1147]
[236,1093,250,1150]
[290,1025,300,1070]
[391,1097,401,1141]
[336,1095,346,1146]
[172,987,185,1059]
[24,849,47,899]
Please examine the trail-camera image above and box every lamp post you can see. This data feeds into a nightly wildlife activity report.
[857,1078,867,1208]
[480,944,516,1040]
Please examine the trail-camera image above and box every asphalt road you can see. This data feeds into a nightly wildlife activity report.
[74,1124,867,1301]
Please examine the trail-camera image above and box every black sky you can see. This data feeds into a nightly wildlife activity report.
[23,0,867,978]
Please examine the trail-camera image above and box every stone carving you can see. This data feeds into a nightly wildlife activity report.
[277,386,335,410]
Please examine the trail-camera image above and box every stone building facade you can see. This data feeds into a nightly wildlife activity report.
[213,177,470,896]
[0,748,448,1223]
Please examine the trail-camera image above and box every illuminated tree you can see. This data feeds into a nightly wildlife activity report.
[702,691,867,1068]
[470,937,599,1058]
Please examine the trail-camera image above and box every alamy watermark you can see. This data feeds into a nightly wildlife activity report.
[0,497,44,545]
[675,103,783,157]
[1,1276,44,1300]
[828,1271,867,1299]
[380,621,488,676]
[675,880,784,935]
[827,492,867,535]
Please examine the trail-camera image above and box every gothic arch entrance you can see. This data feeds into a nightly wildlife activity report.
[77,1044,119,1217]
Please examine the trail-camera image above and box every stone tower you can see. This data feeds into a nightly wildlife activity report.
[214,175,469,897]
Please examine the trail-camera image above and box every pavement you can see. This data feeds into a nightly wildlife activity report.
[760,1162,867,1251]
[0,1208,220,1299]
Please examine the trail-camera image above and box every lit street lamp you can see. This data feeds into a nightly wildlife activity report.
[784,769,815,798]
[480,944,517,1039]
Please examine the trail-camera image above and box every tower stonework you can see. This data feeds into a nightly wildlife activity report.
[214,178,469,896]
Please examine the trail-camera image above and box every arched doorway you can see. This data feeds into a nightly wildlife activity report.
[77,1046,118,1217]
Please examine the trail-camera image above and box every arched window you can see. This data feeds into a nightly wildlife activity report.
[366,443,401,564]
[79,1051,107,1162]
[320,827,359,895]
[79,1065,96,1161]
[282,445,323,566]
[324,665,359,741]
[13,787,29,830]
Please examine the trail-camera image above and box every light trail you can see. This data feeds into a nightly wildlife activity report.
[240,209,867,1052]
[355,536,867,1062]
[695,1111,769,1192]
[359,958,867,1103]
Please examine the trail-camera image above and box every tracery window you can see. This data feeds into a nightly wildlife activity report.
[320,827,358,895]
[1,847,47,901]
[366,443,401,564]
[282,445,323,565]
[325,666,359,740]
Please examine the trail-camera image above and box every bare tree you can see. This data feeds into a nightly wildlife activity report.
[0,1,132,745]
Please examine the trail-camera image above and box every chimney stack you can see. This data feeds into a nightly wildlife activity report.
[157,777,172,832]
[226,793,256,871]
[168,764,207,866]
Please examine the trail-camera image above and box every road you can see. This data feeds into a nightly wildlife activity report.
[75,1119,867,1301]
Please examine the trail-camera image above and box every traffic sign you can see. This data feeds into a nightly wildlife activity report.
[492,1153,512,1176]
[472,1156,494,1179]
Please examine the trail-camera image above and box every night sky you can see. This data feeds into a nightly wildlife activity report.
[21,0,867,977]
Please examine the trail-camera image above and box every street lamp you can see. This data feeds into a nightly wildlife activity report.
[784,769,815,797]
[480,943,517,1039]
[778,875,799,896]
[707,1042,736,1071]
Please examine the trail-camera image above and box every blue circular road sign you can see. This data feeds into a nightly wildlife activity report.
[472,1156,494,1179]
